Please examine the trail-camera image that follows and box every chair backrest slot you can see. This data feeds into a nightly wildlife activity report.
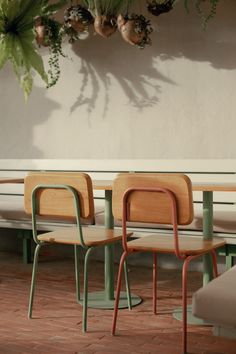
[112,173,193,225]
[24,172,94,220]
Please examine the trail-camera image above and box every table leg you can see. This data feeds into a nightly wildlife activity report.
[104,190,115,300]
[82,190,142,309]
[202,191,214,284]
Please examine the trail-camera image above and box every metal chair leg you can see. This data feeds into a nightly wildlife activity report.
[74,245,80,302]
[182,257,190,354]
[153,252,157,315]
[28,244,42,319]
[124,259,132,310]
[82,247,94,332]
[112,251,129,335]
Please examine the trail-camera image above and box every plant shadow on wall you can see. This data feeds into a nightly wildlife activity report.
[69,0,236,118]
[155,0,236,71]
[70,33,173,117]
[0,66,60,158]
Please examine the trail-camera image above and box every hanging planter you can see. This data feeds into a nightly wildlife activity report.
[64,5,94,33]
[84,0,134,38]
[118,14,153,49]
[35,17,49,47]
[94,15,117,38]
[146,0,176,16]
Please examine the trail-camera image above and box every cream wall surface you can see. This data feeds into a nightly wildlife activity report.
[0,0,235,159]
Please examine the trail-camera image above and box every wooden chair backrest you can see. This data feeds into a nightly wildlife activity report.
[112,173,194,225]
[24,172,94,220]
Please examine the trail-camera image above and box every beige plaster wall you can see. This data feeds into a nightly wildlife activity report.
[0,0,235,159]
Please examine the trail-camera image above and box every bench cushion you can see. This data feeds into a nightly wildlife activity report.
[192,265,236,327]
[96,204,236,234]
[1,196,236,236]
[0,196,104,231]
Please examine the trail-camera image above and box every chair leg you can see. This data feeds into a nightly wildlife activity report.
[28,244,42,319]
[112,251,129,335]
[153,252,157,315]
[210,249,218,278]
[74,245,80,302]
[124,259,132,310]
[182,256,193,354]
[82,247,94,332]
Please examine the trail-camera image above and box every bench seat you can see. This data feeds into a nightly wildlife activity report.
[192,265,236,339]
[1,195,236,242]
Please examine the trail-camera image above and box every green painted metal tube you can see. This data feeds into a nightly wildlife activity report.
[28,243,41,318]
[83,247,94,332]
[202,191,214,285]
[74,245,80,302]
[104,190,115,301]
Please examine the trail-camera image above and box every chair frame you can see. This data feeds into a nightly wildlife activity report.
[28,183,131,332]
[112,186,219,354]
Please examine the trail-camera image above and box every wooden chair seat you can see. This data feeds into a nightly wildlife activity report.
[127,234,226,255]
[38,227,132,247]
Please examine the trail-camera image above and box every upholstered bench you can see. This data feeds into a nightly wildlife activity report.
[0,159,236,265]
[192,265,236,339]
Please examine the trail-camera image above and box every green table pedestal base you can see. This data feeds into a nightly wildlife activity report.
[173,305,211,325]
[79,291,142,309]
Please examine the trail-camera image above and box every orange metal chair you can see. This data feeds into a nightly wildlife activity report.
[111,173,225,354]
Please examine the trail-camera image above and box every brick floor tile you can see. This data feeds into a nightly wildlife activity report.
[0,252,236,354]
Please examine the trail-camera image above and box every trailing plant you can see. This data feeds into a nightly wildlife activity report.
[184,0,220,28]
[35,0,68,88]
[35,16,64,88]
[147,0,176,16]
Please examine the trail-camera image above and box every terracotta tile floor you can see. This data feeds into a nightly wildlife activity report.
[0,251,236,354]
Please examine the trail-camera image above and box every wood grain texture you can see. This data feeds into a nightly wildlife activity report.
[0,177,24,184]
[126,234,226,255]
[38,227,132,246]
[24,172,94,220]
[112,173,194,225]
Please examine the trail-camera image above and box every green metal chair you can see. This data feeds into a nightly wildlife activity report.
[24,172,131,331]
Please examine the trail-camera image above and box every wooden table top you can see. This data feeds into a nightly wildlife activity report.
[92,180,236,192]
[0,177,24,184]
[2,178,236,193]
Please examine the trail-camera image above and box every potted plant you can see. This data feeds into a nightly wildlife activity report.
[34,0,68,88]
[0,0,49,99]
[84,0,134,38]
[0,0,67,99]
[63,4,94,40]
[146,0,176,16]
[118,13,153,49]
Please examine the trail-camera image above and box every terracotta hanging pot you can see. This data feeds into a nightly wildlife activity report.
[94,15,117,38]
[146,0,174,16]
[34,17,49,47]
[118,14,153,49]
[64,5,94,33]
